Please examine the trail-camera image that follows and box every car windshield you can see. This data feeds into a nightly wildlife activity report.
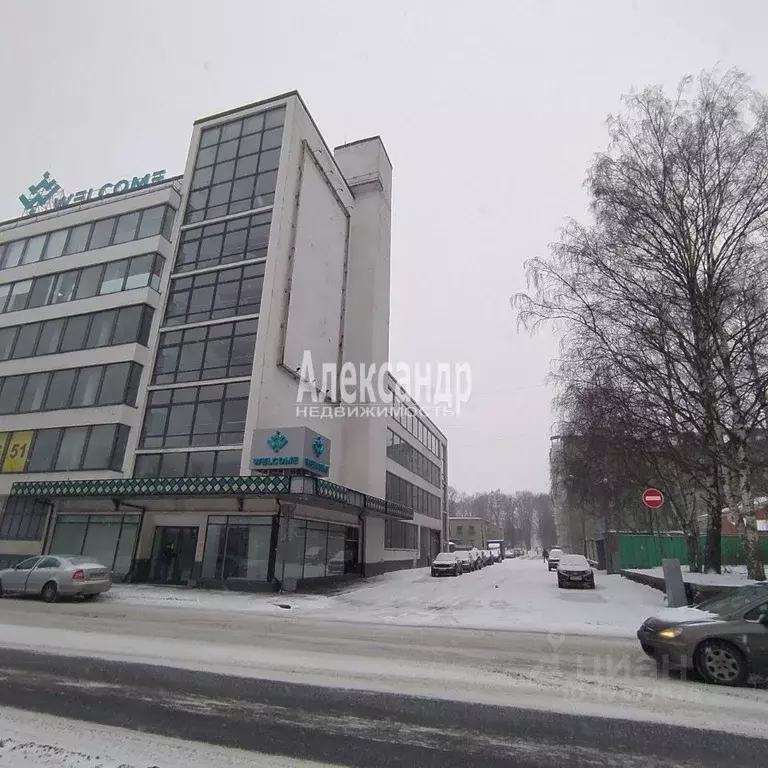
[560,556,587,568]
[695,585,768,616]
[549,550,563,558]
[434,553,454,563]
[456,552,470,561]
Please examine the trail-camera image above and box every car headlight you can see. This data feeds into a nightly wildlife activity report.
[656,627,683,639]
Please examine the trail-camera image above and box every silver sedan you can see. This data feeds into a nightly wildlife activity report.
[0,555,112,603]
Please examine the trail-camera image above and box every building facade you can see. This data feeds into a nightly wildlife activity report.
[0,92,447,589]
[448,517,488,549]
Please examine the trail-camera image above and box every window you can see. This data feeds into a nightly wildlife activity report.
[134,449,242,478]
[71,366,102,407]
[153,319,257,384]
[0,305,153,361]
[46,369,77,410]
[385,471,441,519]
[201,515,273,580]
[0,376,24,414]
[175,212,271,273]
[164,263,265,326]
[113,212,140,244]
[20,424,129,473]
[99,362,132,404]
[140,382,249,449]
[386,429,441,488]
[18,372,49,412]
[0,255,163,316]
[0,205,175,272]
[11,556,42,570]
[385,520,419,550]
[185,108,284,224]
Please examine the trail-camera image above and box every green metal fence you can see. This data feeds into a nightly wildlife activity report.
[616,533,768,569]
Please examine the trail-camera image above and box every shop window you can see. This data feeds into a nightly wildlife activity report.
[201,515,273,581]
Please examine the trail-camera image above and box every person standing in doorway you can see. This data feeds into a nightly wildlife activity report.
[159,540,176,583]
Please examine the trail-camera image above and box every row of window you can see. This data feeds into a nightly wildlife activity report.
[153,319,257,385]
[186,108,284,224]
[0,362,142,416]
[141,381,249,449]
[133,449,242,478]
[0,253,163,315]
[176,212,271,274]
[390,387,443,459]
[386,429,441,489]
[0,424,129,474]
[0,497,49,541]
[164,262,265,327]
[384,519,419,550]
[0,204,175,272]
[0,304,154,362]
[385,471,442,520]
[276,519,360,581]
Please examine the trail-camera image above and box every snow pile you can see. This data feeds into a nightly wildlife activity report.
[0,706,336,768]
[626,566,756,587]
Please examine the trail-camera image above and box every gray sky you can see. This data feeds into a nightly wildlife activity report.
[2,1,768,494]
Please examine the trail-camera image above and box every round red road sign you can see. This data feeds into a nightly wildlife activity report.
[642,488,664,509]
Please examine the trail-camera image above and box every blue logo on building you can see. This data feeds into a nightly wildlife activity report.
[312,436,325,458]
[267,430,288,453]
[19,171,61,212]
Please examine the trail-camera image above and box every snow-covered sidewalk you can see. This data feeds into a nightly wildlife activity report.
[103,557,666,637]
[0,706,337,768]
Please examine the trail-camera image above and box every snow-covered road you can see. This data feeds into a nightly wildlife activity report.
[103,556,666,637]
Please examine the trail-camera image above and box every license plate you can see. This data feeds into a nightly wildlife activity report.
[569,575,583,581]
[87,571,109,580]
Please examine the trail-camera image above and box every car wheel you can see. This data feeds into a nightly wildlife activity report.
[41,581,59,604]
[0,579,4,598]
[695,640,748,686]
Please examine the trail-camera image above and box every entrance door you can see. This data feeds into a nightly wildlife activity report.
[151,527,198,584]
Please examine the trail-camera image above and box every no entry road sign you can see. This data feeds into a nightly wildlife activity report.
[643,488,664,509]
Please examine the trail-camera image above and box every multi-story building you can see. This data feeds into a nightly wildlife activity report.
[448,516,488,549]
[0,91,447,589]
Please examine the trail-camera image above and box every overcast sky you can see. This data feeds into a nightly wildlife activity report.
[2,1,767,494]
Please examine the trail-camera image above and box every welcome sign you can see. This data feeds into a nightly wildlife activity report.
[20,169,167,214]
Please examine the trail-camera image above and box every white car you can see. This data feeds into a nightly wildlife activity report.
[557,554,595,589]
[0,555,112,602]
[547,548,563,571]
[431,552,463,577]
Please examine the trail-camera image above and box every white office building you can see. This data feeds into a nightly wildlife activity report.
[0,92,447,589]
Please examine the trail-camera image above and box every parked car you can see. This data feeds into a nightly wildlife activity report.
[0,555,112,603]
[488,541,504,561]
[455,550,473,573]
[547,548,563,571]
[468,548,482,570]
[557,554,595,589]
[482,549,494,566]
[431,552,463,577]
[637,584,768,686]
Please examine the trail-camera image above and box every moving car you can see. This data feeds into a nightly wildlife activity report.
[637,584,768,686]
[0,555,112,603]
[431,552,463,577]
[557,554,595,589]
[547,548,563,571]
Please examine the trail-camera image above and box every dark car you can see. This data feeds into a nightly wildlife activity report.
[557,554,595,589]
[637,584,768,686]
[431,552,463,577]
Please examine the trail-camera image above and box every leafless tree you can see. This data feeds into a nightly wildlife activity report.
[514,69,768,579]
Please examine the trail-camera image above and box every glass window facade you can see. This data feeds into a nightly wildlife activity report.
[176,212,271,273]
[275,521,360,580]
[384,519,419,550]
[0,362,142,415]
[163,262,265,326]
[133,449,242,477]
[0,253,164,315]
[152,319,257,385]
[0,497,50,540]
[0,305,154,362]
[0,205,176,272]
[385,471,441,519]
[48,513,140,576]
[386,429,441,489]
[0,424,131,473]
[140,382,249,449]
[185,108,284,224]
[201,515,274,580]
[389,387,443,459]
